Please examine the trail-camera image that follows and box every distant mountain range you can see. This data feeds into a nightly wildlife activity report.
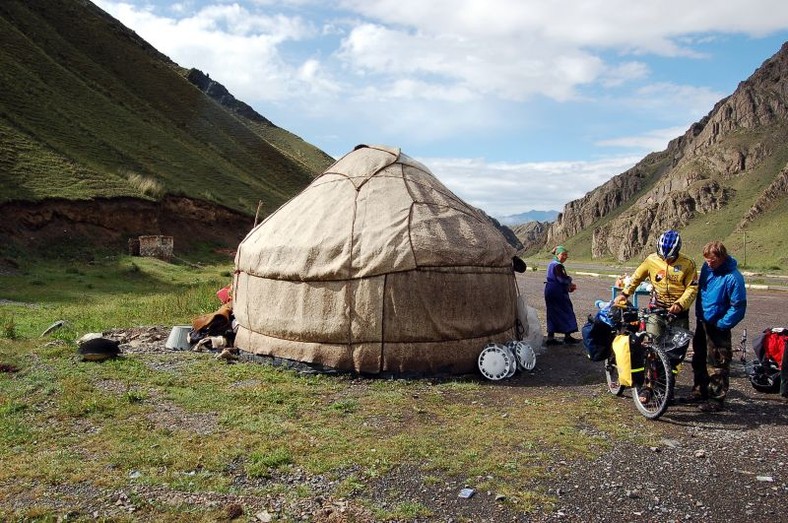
[496,210,559,226]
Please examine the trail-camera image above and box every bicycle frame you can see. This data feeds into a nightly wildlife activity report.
[603,306,682,420]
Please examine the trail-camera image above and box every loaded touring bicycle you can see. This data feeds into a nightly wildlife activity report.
[583,301,692,420]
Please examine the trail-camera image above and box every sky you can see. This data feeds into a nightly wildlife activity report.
[94,0,788,219]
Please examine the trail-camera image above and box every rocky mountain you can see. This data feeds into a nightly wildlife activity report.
[511,221,550,256]
[525,42,788,268]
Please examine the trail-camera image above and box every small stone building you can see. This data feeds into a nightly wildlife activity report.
[137,235,173,261]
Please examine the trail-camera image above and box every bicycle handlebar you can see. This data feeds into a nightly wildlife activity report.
[639,307,676,322]
[605,305,678,332]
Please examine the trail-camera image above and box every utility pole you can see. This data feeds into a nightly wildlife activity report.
[743,231,747,267]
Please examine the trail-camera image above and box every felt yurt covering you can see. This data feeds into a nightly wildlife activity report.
[233,144,521,376]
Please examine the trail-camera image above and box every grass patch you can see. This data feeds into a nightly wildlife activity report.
[0,256,230,339]
[0,256,673,520]
[248,448,294,478]
[0,310,17,339]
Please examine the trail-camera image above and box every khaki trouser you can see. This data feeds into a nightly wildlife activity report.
[692,320,732,402]
[645,313,689,339]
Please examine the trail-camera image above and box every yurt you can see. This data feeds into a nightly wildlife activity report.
[233,145,525,376]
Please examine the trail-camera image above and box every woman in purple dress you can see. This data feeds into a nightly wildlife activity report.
[544,245,579,345]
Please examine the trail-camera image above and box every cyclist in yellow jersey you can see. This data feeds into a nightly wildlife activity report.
[615,230,698,336]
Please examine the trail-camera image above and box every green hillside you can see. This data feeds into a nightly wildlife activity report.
[0,0,333,217]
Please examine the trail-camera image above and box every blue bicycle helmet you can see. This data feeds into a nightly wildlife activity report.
[657,230,682,259]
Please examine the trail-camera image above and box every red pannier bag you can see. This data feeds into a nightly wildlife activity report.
[749,328,788,394]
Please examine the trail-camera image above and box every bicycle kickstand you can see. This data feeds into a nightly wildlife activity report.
[738,328,748,364]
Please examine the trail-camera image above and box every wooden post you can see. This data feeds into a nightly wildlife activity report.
[254,201,264,228]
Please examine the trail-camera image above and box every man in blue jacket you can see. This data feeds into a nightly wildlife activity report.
[690,241,747,412]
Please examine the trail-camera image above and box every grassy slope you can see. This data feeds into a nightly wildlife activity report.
[0,0,331,216]
[183,69,337,176]
[669,126,788,270]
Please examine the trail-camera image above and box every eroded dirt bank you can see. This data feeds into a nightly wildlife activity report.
[0,197,255,255]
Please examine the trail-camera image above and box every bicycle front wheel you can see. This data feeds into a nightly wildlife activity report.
[605,355,625,396]
[632,346,674,420]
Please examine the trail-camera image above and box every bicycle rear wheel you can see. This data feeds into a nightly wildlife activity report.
[605,355,625,396]
[633,346,674,419]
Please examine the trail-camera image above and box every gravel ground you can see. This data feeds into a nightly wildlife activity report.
[510,269,788,523]
[8,268,786,522]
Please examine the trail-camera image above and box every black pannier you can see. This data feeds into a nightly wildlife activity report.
[582,315,615,362]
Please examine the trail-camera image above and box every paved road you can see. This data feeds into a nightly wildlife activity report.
[554,260,788,291]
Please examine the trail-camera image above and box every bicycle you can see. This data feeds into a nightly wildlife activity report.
[603,306,693,419]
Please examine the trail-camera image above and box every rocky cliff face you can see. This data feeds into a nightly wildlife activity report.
[535,42,788,261]
[187,69,277,127]
[739,165,788,229]
[512,221,550,254]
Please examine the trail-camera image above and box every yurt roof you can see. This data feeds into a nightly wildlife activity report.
[235,144,515,280]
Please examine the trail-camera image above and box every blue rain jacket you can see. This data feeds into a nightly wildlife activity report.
[695,255,747,330]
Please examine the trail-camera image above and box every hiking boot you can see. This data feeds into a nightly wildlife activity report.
[676,389,707,405]
[698,400,723,412]
[563,335,580,345]
[676,386,709,405]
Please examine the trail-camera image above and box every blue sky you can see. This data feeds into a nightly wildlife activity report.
[95,0,788,218]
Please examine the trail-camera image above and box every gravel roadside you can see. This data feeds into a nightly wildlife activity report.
[513,269,788,523]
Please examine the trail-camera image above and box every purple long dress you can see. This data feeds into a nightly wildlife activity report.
[544,259,578,335]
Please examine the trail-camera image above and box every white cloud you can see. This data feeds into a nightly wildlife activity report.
[338,1,788,51]
[595,127,688,152]
[335,20,604,103]
[420,155,641,216]
[296,59,343,94]
[631,83,726,116]
[98,0,788,112]
[97,1,322,101]
[94,0,788,215]
[332,0,788,104]
[601,61,650,87]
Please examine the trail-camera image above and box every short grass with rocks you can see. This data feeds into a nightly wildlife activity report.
[0,256,663,521]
